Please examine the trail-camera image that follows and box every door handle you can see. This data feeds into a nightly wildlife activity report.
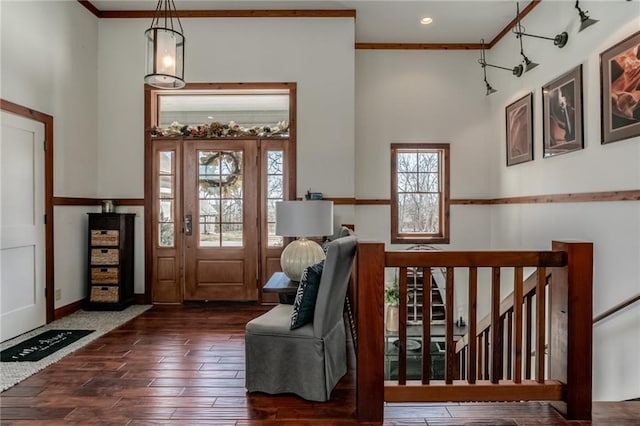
[184,214,192,236]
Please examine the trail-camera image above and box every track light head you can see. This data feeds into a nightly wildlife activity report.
[522,54,539,72]
[576,1,599,32]
[485,81,498,96]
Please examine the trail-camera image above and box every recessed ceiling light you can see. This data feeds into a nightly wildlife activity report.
[420,17,433,25]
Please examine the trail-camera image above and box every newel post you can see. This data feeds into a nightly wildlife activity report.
[355,242,385,424]
[549,241,593,420]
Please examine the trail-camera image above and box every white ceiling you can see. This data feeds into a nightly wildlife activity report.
[90,0,524,44]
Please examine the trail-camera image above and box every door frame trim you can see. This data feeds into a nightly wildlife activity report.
[144,82,297,303]
[1,99,54,323]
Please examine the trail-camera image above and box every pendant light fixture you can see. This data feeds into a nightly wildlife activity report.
[144,0,186,89]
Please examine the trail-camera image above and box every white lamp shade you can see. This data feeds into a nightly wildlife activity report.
[275,201,334,237]
[275,200,333,281]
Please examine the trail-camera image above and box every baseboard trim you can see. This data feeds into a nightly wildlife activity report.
[54,299,84,321]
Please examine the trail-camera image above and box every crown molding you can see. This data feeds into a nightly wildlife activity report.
[77,2,355,19]
[77,1,540,50]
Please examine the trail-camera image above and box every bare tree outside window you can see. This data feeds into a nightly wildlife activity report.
[391,144,450,244]
[266,150,284,247]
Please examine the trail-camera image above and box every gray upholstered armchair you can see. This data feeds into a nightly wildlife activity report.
[245,235,357,401]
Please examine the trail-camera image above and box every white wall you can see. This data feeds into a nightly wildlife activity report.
[1,1,99,309]
[354,49,494,307]
[97,17,355,199]
[355,49,493,249]
[484,1,640,401]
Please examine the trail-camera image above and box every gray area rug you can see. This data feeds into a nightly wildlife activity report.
[0,305,151,391]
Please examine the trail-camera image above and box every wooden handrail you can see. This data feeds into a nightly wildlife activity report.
[593,293,640,324]
[354,240,593,424]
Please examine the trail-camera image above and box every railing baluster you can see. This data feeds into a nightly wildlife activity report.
[398,266,408,385]
[484,329,490,379]
[536,266,546,383]
[506,310,513,380]
[468,267,477,384]
[491,267,501,384]
[445,267,455,384]
[478,332,483,380]
[422,267,432,384]
[525,293,533,380]
[513,267,524,383]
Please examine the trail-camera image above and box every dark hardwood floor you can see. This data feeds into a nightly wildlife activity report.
[1,305,638,425]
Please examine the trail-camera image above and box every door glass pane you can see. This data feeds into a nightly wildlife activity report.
[221,223,243,247]
[157,150,175,247]
[159,223,174,247]
[266,150,284,247]
[160,200,174,222]
[198,150,243,247]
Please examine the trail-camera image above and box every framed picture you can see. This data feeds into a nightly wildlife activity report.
[505,93,533,166]
[542,65,583,158]
[601,30,640,144]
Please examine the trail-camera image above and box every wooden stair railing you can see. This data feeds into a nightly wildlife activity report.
[454,269,550,381]
[354,241,593,424]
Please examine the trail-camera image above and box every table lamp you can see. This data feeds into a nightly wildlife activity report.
[275,200,334,281]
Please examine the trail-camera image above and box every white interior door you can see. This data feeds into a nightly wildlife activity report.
[1,111,46,342]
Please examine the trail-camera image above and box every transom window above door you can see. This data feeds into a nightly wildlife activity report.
[157,90,290,130]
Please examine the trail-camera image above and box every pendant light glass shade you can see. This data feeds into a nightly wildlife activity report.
[144,1,185,89]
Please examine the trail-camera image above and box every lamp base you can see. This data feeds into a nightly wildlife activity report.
[280,238,325,282]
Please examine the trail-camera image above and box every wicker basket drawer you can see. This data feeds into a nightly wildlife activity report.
[91,248,119,265]
[91,267,119,284]
[91,230,119,246]
[90,286,119,303]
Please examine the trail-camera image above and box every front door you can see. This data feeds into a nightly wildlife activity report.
[183,140,258,301]
[150,137,290,303]
[1,111,46,341]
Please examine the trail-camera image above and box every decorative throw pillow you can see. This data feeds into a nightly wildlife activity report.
[290,260,324,330]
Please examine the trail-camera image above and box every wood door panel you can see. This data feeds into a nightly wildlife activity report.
[196,260,244,284]
[157,256,177,281]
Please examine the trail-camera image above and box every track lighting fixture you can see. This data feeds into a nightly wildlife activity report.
[514,4,539,73]
[513,2,569,48]
[478,39,523,79]
[478,39,523,95]
[575,1,599,32]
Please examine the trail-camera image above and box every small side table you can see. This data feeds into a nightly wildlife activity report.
[263,272,299,304]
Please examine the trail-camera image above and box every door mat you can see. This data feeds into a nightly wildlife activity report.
[1,329,93,362]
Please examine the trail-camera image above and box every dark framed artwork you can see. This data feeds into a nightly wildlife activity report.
[600,30,640,144]
[542,65,583,158]
[505,93,533,166]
